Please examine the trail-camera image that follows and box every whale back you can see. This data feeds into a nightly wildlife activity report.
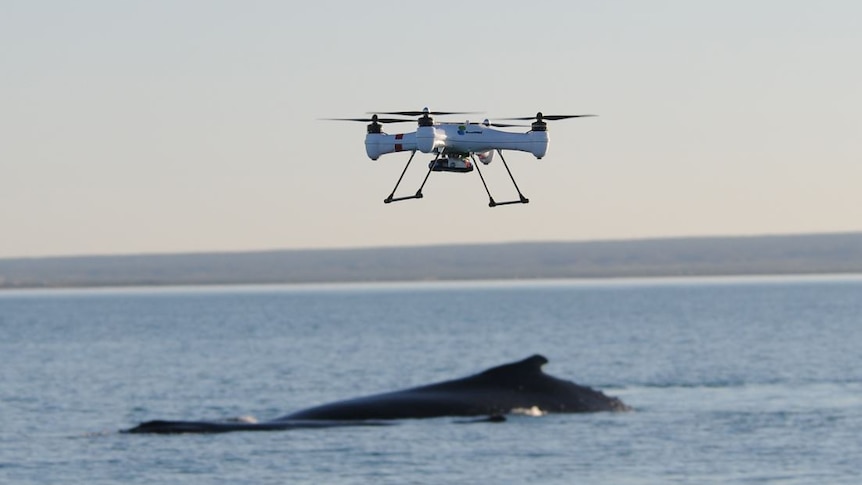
[126,355,629,432]
[478,354,549,379]
[283,354,628,420]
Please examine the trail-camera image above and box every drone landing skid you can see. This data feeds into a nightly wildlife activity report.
[473,151,529,208]
[383,150,529,208]
[488,197,530,207]
[384,151,433,204]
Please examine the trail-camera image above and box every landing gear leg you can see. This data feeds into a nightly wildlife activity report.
[472,155,497,207]
[498,150,530,205]
[471,151,530,207]
[384,151,437,204]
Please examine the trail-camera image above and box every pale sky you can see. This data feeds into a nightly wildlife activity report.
[1,1,860,258]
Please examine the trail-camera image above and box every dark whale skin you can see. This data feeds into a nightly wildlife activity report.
[125,355,629,434]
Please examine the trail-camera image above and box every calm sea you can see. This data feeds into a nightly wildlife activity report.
[1,277,861,484]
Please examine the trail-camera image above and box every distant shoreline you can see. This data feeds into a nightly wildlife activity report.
[3,273,862,295]
[2,232,862,290]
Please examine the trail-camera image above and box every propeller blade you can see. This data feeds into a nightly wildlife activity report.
[543,114,598,121]
[485,122,529,128]
[324,117,415,124]
[502,113,597,121]
[371,110,480,117]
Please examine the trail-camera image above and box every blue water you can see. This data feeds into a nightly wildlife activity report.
[1,277,861,484]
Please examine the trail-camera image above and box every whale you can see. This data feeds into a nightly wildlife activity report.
[124,354,629,434]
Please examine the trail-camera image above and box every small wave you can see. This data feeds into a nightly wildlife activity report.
[637,380,749,389]
[629,376,862,390]
[510,406,547,417]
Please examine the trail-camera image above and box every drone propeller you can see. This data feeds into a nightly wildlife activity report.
[483,121,529,128]
[503,112,597,121]
[371,109,480,117]
[325,114,415,124]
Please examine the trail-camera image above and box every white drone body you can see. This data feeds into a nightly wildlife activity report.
[331,108,594,207]
[365,122,549,161]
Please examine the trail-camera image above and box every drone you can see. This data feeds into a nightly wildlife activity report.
[329,108,595,207]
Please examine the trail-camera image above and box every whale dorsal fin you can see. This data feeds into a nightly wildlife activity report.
[479,354,549,377]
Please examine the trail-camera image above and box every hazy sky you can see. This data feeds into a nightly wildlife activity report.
[2,1,860,258]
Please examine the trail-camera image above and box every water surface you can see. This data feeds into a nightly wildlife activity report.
[2,277,861,483]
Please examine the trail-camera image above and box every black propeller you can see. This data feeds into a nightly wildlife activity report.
[325,114,415,124]
[483,121,529,128]
[371,108,480,117]
[502,112,597,121]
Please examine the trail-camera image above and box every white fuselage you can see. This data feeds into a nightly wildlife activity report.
[365,123,549,161]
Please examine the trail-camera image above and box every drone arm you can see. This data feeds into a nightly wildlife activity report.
[438,126,549,159]
[415,125,446,154]
[365,132,418,160]
[489,131,549,159]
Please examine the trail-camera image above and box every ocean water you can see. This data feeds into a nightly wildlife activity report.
[1,276,861,484]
